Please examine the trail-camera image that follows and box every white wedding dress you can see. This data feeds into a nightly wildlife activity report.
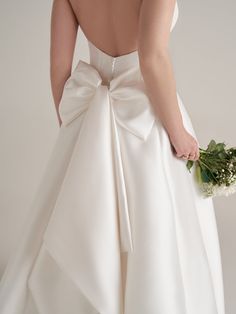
[0,3,225,314]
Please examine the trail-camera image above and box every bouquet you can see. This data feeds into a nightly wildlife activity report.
[186,139,236,198]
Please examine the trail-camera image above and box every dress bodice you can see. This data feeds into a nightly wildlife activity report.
[87,1,179,84]
[88,40,140,86]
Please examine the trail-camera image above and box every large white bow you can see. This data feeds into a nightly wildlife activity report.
[58,60,156,252]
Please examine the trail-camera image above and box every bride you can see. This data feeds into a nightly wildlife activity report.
[0,0,225,313]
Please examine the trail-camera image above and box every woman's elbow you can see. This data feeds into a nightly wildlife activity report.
[138,47,170,69]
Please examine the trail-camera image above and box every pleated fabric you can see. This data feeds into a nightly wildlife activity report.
[0,2,225,314]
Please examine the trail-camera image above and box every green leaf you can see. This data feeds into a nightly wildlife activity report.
[206,139,216,152]
[215,142,226,152]
[218,152,225,159]
[186,160,194,172]
[201,169,211,182]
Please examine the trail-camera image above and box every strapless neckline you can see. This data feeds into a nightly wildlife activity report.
[87,37,140,83]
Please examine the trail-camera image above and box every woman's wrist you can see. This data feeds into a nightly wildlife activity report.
[167,123,186,140]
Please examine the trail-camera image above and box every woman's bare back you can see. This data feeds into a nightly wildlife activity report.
[51,0,199,162]
[69,0,142,57]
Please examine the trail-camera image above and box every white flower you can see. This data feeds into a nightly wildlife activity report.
[200,181,236,197]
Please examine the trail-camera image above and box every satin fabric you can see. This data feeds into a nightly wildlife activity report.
[0,2,225,314]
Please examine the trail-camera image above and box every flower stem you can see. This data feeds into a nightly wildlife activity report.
[198,159,218,182]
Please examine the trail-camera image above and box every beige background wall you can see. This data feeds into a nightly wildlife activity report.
[0,0,235,313]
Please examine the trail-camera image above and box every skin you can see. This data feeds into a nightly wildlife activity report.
[50,0,199,161]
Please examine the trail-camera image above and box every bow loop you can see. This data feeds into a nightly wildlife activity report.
[59,60,103,126]
[110,83,156,140]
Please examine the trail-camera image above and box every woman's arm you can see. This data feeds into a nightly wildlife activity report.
[138,0,199,160]
[138,0,182,137]
[50,0,79,127]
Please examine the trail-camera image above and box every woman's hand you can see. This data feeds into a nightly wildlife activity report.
[168,127,200,161]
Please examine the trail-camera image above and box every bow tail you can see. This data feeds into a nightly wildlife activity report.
[109,94,134,253]
[29,86,124,314]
